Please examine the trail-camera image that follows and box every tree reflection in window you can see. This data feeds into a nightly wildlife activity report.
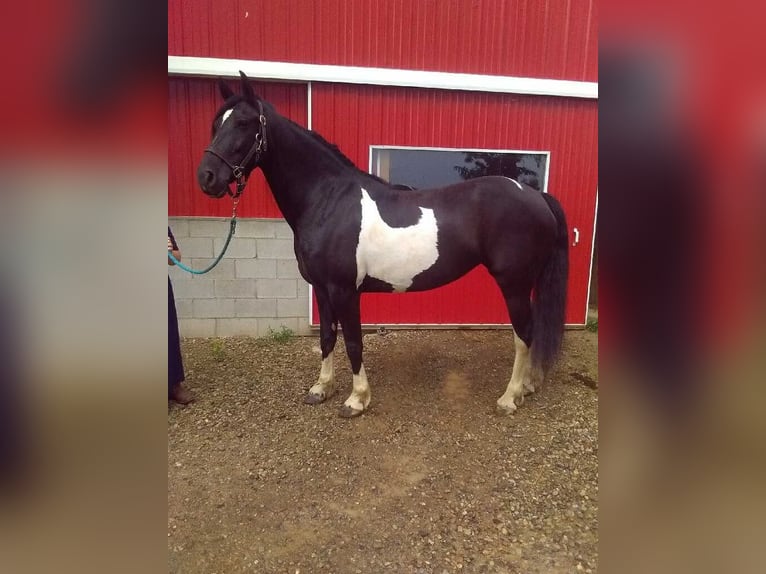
[371,147,548,193]
[454,152,546,191]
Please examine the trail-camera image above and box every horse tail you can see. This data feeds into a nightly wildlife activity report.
[532,193,569,372]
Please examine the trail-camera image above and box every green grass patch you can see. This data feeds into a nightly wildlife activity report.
[266,325,294,344]
[210,339,226,362]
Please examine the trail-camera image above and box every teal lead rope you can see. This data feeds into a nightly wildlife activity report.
[168,216,238,275]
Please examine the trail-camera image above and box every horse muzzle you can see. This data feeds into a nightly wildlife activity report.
[197,168,231,198]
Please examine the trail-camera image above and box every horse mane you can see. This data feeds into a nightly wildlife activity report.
[215,95,391,186]
[293,121,391,186]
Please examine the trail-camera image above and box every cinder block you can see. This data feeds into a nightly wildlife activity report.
[277,298,306,318]
[297,317,313,336]
[170,278,216,299]
[257,318,299,338]
[235,298,277,317]
[236,258,277,279]
[178,318,216,338]
[168,219,189,238]
[186,259,235,279]
[174,299,194,318]
[274,221,294,239]
[256,238,295,259]
[256,278,297,299]
[168,266,188,283]
[178,237,213,258]
[188,219,230,237]
[216,318,259,337]
[235,219,277,238]
[213,236,256,258]
[277,259,303,279]
[215,279,256,298]
[297,280,310,298]
[193,298,235,318]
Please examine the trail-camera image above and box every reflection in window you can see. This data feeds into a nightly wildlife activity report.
[371,147,548,192]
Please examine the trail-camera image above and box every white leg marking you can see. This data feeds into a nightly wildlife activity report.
[355,188,439,291]
[343,364,371,412]
[308,351,336,399]
[497,334,531,414]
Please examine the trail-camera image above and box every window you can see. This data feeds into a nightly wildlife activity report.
[370,146,550,192]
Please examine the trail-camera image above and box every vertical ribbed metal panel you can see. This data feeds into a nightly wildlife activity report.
[168,0,597,81]
[310,83,597,325]
[168,77,308,218]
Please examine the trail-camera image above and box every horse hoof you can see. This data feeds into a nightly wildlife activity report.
[338,405,364,418]
[304,393,326,405]
[496,402,518,416]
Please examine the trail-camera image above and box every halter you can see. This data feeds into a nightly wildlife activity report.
[204,100,268,199]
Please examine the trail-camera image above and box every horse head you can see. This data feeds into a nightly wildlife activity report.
[197,71,267,199]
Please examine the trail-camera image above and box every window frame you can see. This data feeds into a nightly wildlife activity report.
[369,145,552,194]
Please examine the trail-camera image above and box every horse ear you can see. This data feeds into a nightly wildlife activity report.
[218,79,235,101]
[239,70,255,101]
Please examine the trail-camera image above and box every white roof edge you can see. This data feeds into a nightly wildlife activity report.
[168,55,598,100]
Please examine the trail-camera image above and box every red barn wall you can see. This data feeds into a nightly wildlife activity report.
[168,0,597,82]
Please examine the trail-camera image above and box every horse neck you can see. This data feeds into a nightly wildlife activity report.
[258,115,350,226]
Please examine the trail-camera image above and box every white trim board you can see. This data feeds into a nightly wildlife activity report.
[584,189,599,319]
[168,56,598,99]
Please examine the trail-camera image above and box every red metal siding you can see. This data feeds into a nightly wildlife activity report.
[168,77,307,218]
[310,83,597,325]
[168,0,597,82]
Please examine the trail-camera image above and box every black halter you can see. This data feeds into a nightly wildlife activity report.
[204,100,268,198]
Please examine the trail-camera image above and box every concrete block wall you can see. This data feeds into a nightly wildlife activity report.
[169,217,312,337]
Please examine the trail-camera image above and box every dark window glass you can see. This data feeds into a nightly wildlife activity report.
[371,148,548,192]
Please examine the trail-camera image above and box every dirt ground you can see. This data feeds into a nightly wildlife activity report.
[168,329,598,573]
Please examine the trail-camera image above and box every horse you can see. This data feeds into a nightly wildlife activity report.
[196,72,569,418]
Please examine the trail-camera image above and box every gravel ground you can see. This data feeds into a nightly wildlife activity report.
[168,329,598,573]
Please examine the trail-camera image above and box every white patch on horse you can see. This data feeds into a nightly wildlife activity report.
[496,333,531,414]
[221,108,234,126]
[355,188,439,292]
[343,363,371,412]
[505,177,523,190]
[308,351,335,398]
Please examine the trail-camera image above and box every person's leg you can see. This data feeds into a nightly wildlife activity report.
[169,278,193,404]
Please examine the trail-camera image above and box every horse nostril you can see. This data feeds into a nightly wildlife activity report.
[199,169,215,189]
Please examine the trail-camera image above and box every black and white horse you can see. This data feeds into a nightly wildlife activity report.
[197,72,569,417]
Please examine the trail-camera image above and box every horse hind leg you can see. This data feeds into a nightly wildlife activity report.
[305,287,339,404]
[496,290,535,415]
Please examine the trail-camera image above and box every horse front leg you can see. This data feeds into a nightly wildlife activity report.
[332,288,370,418]
[305,286,338,404]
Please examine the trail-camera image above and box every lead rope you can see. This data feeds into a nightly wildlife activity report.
[168,198,239,275]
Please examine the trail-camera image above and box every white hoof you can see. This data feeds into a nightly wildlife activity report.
[305,381,336,404]
[496,400,518,415]
[338,404,365,418]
